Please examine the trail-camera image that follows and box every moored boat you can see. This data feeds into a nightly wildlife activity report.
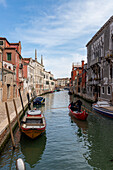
[68,104,88,120]
[92,101,113,118]
[21,110,46,139]
[33,97,45,105]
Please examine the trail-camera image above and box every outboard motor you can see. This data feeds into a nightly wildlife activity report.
[16,158,25,170]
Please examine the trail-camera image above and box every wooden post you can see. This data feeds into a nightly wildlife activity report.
[18,88,25,113]
[5,102,15,149]
[27,92,31,110]
[13,99,21,129]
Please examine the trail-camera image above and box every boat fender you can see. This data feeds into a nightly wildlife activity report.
[16,158,26,170]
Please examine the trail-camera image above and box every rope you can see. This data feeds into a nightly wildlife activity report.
[81,105,105,119]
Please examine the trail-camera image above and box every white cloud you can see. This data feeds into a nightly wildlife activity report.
[9,0,113,77]
[0,0,7,7]
[44,53,86,78]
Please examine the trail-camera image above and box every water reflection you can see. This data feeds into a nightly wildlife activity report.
[69,94,113,169]
[20,133,47,168]
[69,112,88,136]
[1,91,113,169]
[84,116,113,169]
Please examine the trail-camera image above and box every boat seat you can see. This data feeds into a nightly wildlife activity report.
[26,123,44,126]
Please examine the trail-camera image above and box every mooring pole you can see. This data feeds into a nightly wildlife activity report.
[5,102,15,149]
[13,99,21,129]
[27,92,31,110]
[18,88,25,113]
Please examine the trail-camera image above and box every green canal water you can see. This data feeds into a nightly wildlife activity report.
[1,91,113,169]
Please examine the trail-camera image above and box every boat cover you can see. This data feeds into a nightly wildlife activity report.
[28,110,41,116]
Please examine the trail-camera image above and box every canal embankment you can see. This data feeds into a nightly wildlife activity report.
[73,93,95,103]
[0,91,33,151]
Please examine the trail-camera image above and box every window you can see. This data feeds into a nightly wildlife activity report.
[46,81,49,85]
[102,87,104,94]
[110,64,112,79]
[0,41,3,45]
[7,84,10,99]
[107,86,111,95]
[7,53,11,61]
[90,86,92,92]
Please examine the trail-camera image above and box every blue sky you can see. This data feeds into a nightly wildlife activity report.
[1,0,113,78]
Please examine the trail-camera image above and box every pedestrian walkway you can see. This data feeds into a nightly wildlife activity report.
[0,94,28,149]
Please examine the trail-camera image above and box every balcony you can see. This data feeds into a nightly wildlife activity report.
[88,78,101,85]
[90,57,101,67]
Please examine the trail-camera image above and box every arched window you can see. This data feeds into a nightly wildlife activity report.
[107,86,111,95]
[8,66,11,70]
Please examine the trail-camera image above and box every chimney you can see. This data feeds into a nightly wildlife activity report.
[19,41,21,55]
[41,55,43,65]
[72,63,74,70]
[81,60,84,68]
[35,49,37,61]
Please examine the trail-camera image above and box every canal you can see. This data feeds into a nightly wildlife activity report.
[1,90,113,169]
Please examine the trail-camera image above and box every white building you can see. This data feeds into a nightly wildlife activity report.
[23,58,34,96]
[43,70,55,93]
[56,78,70,88]
[32,50,44,95]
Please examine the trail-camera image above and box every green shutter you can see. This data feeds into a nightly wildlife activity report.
[7,53,11,61]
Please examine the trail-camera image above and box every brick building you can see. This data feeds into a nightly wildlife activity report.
[70,63,82,94]
[0,37,24,101]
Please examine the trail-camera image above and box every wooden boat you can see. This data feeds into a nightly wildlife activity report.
[33,97,45,105]
[21,110,46,139]
[92,101,113,119]
[68,104,88,120]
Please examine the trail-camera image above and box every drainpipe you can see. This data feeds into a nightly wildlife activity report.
[0,48,3,85]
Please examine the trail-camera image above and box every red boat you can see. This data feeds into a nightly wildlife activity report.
[68,104,88,121]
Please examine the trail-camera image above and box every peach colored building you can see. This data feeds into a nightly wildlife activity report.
[0,37,24,101]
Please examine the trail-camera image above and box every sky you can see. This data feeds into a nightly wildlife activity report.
[1,0,113,78]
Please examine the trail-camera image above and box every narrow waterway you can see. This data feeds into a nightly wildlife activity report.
[1,91,113,169]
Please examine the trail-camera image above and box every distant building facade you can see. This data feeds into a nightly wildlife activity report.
[43,70,55,93]
[56,78,69,88]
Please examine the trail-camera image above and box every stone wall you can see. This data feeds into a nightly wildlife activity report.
[0,91,30,151]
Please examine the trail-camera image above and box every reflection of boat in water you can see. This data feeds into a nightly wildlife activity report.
[20,133,47,168]
[69,112,88,135]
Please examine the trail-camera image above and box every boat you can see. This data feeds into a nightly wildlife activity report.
[92,101,113,118]
[33,96,45,105]
[21,109,46,139]
[68,104,88,120]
